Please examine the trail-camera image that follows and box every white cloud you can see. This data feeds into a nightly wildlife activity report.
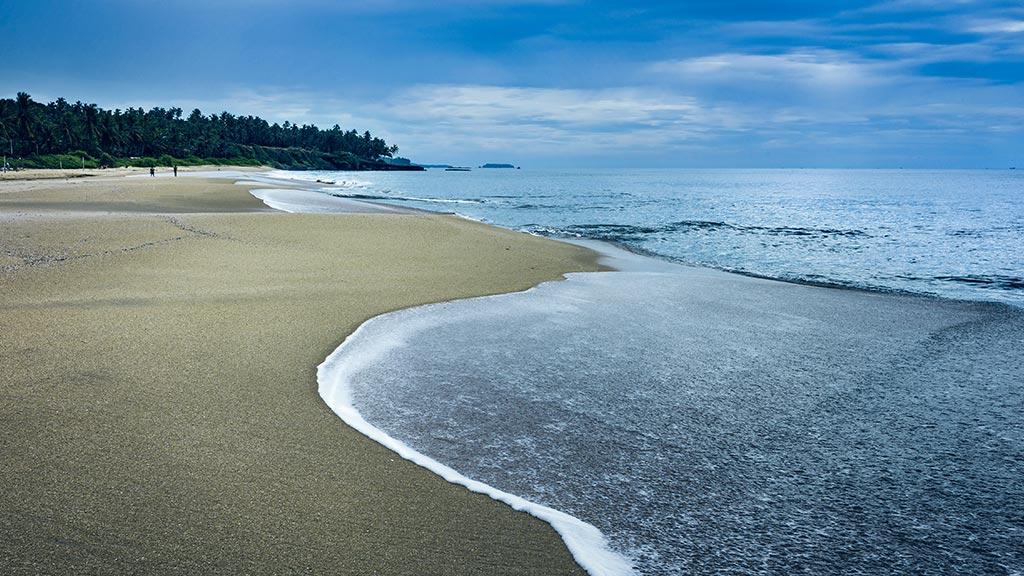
[852,0,981,14]
[166,79,1021,164]
[387,85,703,127]
[966,18,1024,33]
[648,50,895,90]
[369,84,748,157]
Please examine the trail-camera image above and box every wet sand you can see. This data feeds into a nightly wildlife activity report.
[0,172,599,575]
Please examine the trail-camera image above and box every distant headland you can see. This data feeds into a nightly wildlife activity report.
[416,163,521,170]
[0,92,422,171]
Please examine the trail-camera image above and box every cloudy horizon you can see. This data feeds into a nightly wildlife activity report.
[2,0,1022,167]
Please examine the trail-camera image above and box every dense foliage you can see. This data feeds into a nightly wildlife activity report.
[0,92,412,170]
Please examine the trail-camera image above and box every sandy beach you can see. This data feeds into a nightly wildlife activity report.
[0,171,600,574]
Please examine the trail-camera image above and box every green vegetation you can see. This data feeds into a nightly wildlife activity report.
[0,92,421,171]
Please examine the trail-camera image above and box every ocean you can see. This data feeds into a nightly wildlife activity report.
[280,169,1024,575]
[273,168,1024,306]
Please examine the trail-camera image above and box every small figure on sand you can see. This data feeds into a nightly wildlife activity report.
[173,165,178,177]
[149,167,155,177]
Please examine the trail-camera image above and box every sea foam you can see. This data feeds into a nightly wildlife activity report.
[237,170,1024,574]
[316,296,636,576]
[249,188,404,214]
[313,238,1024,575]
[241,171,633,573]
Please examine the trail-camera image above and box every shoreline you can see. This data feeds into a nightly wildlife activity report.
[566,236,1024,310]
[275,168,1022,308]
[1,170,602,574]
[257,171,1020,574]
[281,170,1013,309]
[241,174,634,573]
[317,289,634,576]
[321,228,1024,574]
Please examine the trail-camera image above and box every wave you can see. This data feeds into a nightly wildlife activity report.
[248,174,631,572]
[249,188,405,214]
[949,224,1024,237]
[935,274,1024,290]
[319,243,1024,576]
[523,225,580,238]
[452,212,489,224]
[554,221,869,241]
[265,170,373,189]
[317,291,635,576]
[326,191,486,205]
[249,170,1023,307]
[512,203,560,210]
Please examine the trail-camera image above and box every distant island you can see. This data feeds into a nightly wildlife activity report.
[0,92,422,171]
[480,163,519,169]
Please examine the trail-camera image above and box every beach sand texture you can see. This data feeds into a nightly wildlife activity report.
[0,173,599,575]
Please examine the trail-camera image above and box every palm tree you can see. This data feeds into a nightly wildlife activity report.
[15,92,37,155]
[0,118,13,156]
[83,103,100,153]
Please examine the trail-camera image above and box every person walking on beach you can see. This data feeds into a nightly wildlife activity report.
[173,165,178,177]
[149,167,155,177]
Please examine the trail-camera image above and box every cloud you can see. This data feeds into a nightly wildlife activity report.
[965,18,1024,33]
[145,75,1021,165]
[360,84,752,158]
[386,85,703,127]
[648,50,896,90]
[13,0,1019,166]
[852,0,983,14]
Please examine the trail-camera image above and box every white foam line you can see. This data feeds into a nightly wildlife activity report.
[232,169,646,573]
[452,212,488,224]
[251,189,300,213]
[317,290,636,576]
[249,188,406,214]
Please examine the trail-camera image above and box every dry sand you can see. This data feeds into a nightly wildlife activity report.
[0,165,266,182]
[0,172,600,574]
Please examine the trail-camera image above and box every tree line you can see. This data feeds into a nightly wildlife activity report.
[0,92,416,170]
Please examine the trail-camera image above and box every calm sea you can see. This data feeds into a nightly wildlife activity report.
[278,168,1024,306]
[287,169,1024,575]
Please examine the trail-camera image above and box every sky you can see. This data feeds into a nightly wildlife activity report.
[1,0,1022,168]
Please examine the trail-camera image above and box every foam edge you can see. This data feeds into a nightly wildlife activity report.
[316,311,636,576]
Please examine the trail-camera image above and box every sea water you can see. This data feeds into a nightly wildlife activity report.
[279,168,1024,306]
[286,169,1024,575]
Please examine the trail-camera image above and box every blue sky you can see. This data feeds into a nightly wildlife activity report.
[1,0,1022,167]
